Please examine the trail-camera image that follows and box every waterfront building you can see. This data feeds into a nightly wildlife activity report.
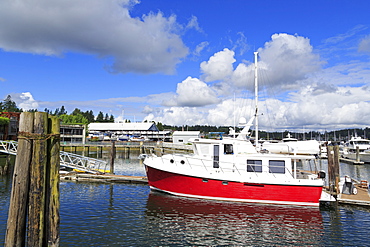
[172,131,200,144]
[60,124,86,143]
[0,112,20,140]
[88,122,171,141]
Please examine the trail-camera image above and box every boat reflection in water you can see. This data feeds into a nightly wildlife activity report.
[145,191,324,246]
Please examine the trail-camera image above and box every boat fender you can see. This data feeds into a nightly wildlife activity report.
[318,170,326,179]
[180,160,185,164]
[170,159,174,163]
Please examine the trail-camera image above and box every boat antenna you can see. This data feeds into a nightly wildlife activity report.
[254,51,259,150]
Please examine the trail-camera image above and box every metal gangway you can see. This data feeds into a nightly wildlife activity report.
[0,140,108,174]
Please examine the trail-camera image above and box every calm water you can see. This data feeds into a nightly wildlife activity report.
[1,151,370,246]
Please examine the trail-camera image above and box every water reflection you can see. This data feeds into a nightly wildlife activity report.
[145,191,324,246]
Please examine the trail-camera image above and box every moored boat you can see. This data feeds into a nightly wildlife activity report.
[144,136,326,206]
[342,136,370,163]
[262,133,320,155]
[143,52,331,206]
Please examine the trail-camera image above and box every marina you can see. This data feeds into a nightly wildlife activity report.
[2,148,370,246]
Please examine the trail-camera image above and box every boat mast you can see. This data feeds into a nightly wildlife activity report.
[254,51,259,150]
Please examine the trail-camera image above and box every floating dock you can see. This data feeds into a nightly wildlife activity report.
[61,173,148,184]
[338,185,370,207]
[339,157,365,165]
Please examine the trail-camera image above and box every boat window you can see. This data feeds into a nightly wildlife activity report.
[247,160,262,172]
[224,144,233,154]
[269,160,285,174]
[213,145,220,168]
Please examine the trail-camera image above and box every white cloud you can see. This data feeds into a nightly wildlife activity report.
[185,16,202,32]
[193,41,209,56]
[0,77,5,82]
[0,0,188,74]
[12,92,39,110]
[256,33,322,90]
[200,48,236,82]
[232,32,249,56]
[359,35,370,53]
[163,76,220,107]
[324,25,368,44]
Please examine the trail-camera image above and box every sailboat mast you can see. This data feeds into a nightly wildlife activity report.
[254,51,259,149]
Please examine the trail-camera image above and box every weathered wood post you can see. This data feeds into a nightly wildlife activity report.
[45,116,60,246]
[110,141,115,174]
[356,146,360,163]
[5,112,60,247]
[5,112,34,247]
[333,143,340,196]
[327,143,340,198]
[27,112,48,246]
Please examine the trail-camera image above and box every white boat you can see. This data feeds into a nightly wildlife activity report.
[262,133,320,155]
[342,136,370,163]
[143,52,332,206]
[117,135,129,141]
[130,135,147,142]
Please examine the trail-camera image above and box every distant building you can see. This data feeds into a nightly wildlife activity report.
[60,124,86,143]
[172,131,200,144]
[88,122,171,141]
[0,112,21,140]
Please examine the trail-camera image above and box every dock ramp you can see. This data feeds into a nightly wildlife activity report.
[0,140,107,174]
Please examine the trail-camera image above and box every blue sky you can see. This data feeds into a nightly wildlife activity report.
[1,0,370,132]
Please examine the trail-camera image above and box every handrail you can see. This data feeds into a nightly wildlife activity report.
[0,140,107,174]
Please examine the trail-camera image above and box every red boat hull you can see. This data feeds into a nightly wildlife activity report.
[145,166,323,206]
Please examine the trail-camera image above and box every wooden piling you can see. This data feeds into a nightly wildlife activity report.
[45,116,60,246]
[5,112,60,247]
[5,112,34,247]
[27,112,48,246]
[356,146,360,163]
[327,144,340,198]
[110,141,115,174]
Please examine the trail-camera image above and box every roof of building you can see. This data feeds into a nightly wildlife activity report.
[173,131,200,136]
[88,122,159,131]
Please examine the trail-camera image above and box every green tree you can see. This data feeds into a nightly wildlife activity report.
[71,108,82,115]
[59,105,67,115]
[0,95,22,112]
[83,110,95,123]
[96,111,104,122]
[0,116,10,125]
[59,114,88,125]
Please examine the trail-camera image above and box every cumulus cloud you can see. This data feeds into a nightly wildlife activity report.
[200,48,236,82]
[151,83,370,131]
[0,0,188,74]
[256,33,322,90]
[11,92,39,110]
[144,33,370,130]
[163,76,220,107]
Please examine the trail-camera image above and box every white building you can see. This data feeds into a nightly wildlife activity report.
[88,122,171,141]
[172,131,200,144]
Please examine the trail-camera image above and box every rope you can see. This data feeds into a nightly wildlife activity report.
[18,131,60,142]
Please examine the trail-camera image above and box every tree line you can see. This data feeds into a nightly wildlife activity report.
[0,95,114,124]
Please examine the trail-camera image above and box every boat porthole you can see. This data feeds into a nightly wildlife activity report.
[180,160,185,164]
[170,159,174,163]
